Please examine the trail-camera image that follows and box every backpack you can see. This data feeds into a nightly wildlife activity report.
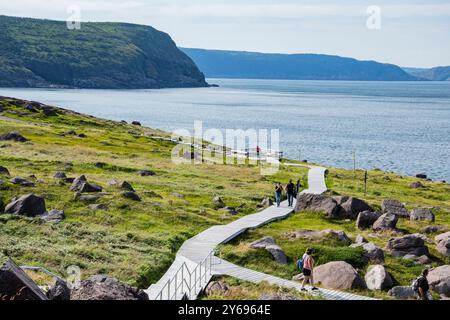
[412,276,422,293]
[297,259,304,271]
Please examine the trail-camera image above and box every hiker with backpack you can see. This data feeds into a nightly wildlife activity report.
[298,248,318,291]
[286,179,295,207]
[275,183,283,207]
[413,269,431,300]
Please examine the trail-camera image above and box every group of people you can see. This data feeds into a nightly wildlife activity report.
[274,179,302,207]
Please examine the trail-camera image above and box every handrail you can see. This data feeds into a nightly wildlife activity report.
[20,266,67,283]
[155,251,221,300]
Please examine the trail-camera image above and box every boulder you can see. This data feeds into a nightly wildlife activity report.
[74,193,100,202]
[47,280,71,300]
[4,194,46,217]
[417,255,432,265]
[410,208,435,222]
[428,265,450,297]
[0,259,48,300]
[121,191,141,201]
[78,133,87,138]
[435,231,450,257]
[131,121,141,126]
[250,236,276,249]
[10,176,35,187]
[355,235,368,244]
[356,211,381,230]
[334,196,373,219]
[381,199,409,218]
[118,181,134,192]
[70,175,88,191]
[70,275,148,300]
[388,286,415,299]
[313,261,366,290]
[212,195,225,208]
[138,170,155,177]
[40,210,65,223]
[257,197,273,208]
[421,225,447,234]
[288,229,351,245]
[259,293,299,300]
[79,182,102,193]
[351,242,384,264]
[93,162,107,168]
[171,192,184,199]
[409,181,424,189]
[295,193,339,217]
[0,132,28,142]
[218,206,237,215]
[250,236,287,264]
[365,265,393,290]
[88,203,109,211]
[373,213,398,231]
[54,172,67,180]
[0,166,10,175]
[415,173,427,179]
[205,281,229,296]
[385,234,429,257]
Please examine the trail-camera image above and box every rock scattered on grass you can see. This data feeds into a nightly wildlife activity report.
[0,132,28,142]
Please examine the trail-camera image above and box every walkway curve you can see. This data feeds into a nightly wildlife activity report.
[146,164,375,300]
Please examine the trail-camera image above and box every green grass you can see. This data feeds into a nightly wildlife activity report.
[0,97,309,288]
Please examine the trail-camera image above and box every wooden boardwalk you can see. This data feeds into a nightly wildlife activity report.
[146,164,375,300]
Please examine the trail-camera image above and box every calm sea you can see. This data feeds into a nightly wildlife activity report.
[1,79,449,181]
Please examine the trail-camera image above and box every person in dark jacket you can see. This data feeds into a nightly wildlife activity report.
[416,269,430,300]
[286,179,295,207]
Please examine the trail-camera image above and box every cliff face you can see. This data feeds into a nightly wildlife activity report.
[181,48,418,81]
[0,16,208,89]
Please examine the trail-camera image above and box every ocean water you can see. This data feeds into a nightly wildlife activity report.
[1,79,449,181]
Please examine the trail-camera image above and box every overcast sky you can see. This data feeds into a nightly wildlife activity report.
[1,0,450,67]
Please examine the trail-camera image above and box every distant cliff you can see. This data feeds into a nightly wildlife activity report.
[0,16,208,89]
[181,48,418,81]
[403,67,450,81]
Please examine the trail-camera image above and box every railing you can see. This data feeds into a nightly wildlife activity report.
[155,251,221,300]
[20,265,67,283]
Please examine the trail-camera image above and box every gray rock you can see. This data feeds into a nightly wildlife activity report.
[131,121,141,126]
[435,231,450,257]
[265,245,288,264]
[0,132,28,142]
[410,208,435,222]
[138,170,155,177]
[47,280,71,300]
[385,234,429,257]
[295,193,339,217]
[415,173,427,179]
[421,225,447,234]
[257,197,273,208]
[355,235,368,244]
[70,175,88,191]
[41,210,65,222]
[118,181,134,192]
[4,194,46,217]
[288,229,351,245]
[388,286,415,299]
[313,261,366,290]
[79,182,102,193]
[88,203,109,211]
[250,236,277,249]
[10,176,35,187]
[334,196,373,219]
[362,242,385,264]
[70,275,148,300]
[121,191,141,201]
[218,206,237,215]
[212,195,225,207]
[75,193,100,202]
[171,192,184,199]
[417,255,432,265]
[205,281,229,296]
[410,181,424,189]
[381,199,409,218]
[54,172,67,180]
[356,211,381,230]
[365,265,393,290]
[0,166,10,175]
[428,265,450,297]
[93,162,107,168]
[373,212,398,231]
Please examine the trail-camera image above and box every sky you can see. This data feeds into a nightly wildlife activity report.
[1,0,450,68]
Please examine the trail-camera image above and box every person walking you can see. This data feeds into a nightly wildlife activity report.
[286,179,295,207]
[275,183,283,207]
[300,248,318,291]
[296,179,302,196]
[414,269,431,300]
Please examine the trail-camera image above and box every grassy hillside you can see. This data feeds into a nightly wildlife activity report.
[0,96,308,288]
[0,16,208,89]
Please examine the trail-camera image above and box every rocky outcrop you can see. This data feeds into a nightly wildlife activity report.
[4,194,46,217]
[381,199,409,218]
[287,229,351,245]
[356,211,381,230]
[70,275,148,300]
[313,261,366,290]
[365,265,393,290]
[250,237,287,264]
[385,234,429,258]
[47,280,71,300]
[435,232,450,257]
[410,208,435,222]
[428,265,450,297]
[373,213,398,231]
